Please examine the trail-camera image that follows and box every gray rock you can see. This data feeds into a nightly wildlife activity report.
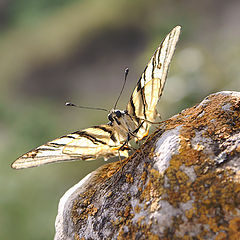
[55,91,240,240]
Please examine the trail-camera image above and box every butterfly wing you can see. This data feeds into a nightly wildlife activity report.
[12,124,128,169]
[126,26,181,140]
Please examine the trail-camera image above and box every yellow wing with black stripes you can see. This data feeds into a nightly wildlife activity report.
[126,26,181,140]
[12,125,129,169]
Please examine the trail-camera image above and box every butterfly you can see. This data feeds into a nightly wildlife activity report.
[11,26,181,169]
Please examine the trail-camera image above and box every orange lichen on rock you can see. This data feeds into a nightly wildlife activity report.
[125,173,133,183]
[146,92,240,238]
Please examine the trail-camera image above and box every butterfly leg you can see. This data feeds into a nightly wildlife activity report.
[117,150,125,175]
[106,141,130,188]
[119,133,131,151]
[131,122,147,159]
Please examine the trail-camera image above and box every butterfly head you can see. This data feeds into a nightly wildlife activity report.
[108,109,125,124]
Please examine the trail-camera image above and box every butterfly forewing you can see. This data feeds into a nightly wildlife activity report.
[12,135,79,169]
[12,125,128,169]
[126,26,181,140]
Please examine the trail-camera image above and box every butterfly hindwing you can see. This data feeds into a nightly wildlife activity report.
[12,125,128,169]
[126,26,181,140]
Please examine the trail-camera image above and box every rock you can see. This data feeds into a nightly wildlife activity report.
[54,91,240,240]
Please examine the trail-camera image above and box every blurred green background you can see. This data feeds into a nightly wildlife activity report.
[1,0,239,239]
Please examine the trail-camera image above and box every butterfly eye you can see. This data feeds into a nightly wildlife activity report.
[115,110,121,118]
[108,114,114,122]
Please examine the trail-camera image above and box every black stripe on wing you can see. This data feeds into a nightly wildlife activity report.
[74,131,108,145]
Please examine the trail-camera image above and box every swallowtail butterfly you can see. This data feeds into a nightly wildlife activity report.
[12,26,181,169]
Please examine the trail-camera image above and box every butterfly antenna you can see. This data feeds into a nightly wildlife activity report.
[65,102,108,112]
[113,68,129,109]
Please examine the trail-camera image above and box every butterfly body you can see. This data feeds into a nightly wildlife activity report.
[12,26,181,169]
[108,109,136,142]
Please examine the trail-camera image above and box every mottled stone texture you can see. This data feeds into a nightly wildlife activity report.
[55,91,240,240]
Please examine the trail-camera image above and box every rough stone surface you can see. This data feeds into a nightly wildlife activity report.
[54,91,240,240]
